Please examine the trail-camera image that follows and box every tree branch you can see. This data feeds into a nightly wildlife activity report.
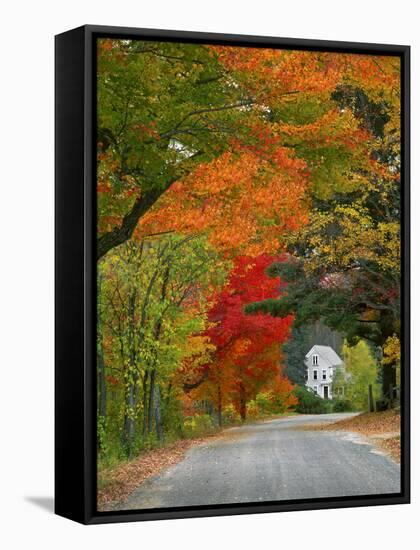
[183,369,209,392]
[97,186,167,260]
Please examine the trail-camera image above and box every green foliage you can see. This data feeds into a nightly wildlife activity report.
[257,391,294,415]
[334,340,380,411]
[161,392,185,439]
[182,414,217,438]
[97,415,108,456]
[272,94,333,126]
[293,386,333,414]
[254,392,272,414]
[222,404,241,424]
[246,84,400,405]
[282,325,310,384]
[97,39,255,241]
[332,399,354,412]
[98,234,228,459]
[95,43,401,480]
[331,85,390,140]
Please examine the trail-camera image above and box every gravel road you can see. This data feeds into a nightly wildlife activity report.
[112,413,400,510]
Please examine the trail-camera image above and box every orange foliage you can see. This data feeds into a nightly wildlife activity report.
[137,148,309,256]
[264,373,298,410]
[98,45,399,250]
[211,47,400,105]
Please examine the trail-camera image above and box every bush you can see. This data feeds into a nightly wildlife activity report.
[254,378,298,417]
[293,386,333,414]
[375,398,391,412]
[182,413,216,438]
[162,396,185,438]
[255,392,272,415]
[332,399,354,412]
[222,404,241,424]
[246,400,261,420]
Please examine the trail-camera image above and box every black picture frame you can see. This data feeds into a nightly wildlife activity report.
[55,24,410,525]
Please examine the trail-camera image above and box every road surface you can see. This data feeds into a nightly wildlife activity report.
[112,413,400,510]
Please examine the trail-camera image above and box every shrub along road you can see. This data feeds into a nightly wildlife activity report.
[111,413,400,510]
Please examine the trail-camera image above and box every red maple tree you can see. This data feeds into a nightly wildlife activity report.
[193,254,293,421]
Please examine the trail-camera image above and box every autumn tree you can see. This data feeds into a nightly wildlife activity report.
[192,255,293,422]
[138,147,309,257]
[245,57,401,403]
[98,234,226,457]
[334,340,380,411]
[97,39,260,259]
[97,41,399,260]
[95,41,402,471]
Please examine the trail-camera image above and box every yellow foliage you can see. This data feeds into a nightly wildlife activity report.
[382,335,400,366]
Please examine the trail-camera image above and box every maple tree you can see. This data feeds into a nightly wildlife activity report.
[96,39,258,258]
[97,40,399,260]
[245,60,401,404]
[189,255,293,421]
[137,147,309,257]
[95,39,402,470]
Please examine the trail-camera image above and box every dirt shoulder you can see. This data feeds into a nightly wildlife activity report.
[97,427,249,510]
[312,409,401,463]
[97,413,296,510]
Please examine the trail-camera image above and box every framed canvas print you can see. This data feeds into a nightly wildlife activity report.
[55,25,410,524]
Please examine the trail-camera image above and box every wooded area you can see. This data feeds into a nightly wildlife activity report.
[96,38,401,468]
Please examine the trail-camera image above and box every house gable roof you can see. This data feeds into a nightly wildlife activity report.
[305,345,343,367]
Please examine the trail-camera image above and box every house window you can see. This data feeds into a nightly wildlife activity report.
[313,370,318,380]
[322,370,327,380]
[312,354,318,366]
[313,385,318,394]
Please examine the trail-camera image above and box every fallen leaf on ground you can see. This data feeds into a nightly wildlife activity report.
[311,410,401,463]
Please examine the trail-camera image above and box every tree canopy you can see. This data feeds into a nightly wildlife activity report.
[95,38,401,467]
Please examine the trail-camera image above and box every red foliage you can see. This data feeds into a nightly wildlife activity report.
[105,375,119,386]
[206,254,291,351]
[196,255,293,419]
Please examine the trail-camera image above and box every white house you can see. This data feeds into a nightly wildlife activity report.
[305,345,344,399]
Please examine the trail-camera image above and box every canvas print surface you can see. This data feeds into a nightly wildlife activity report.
[96,38,402,511]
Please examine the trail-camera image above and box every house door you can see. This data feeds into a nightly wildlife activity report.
[323,386,329,399]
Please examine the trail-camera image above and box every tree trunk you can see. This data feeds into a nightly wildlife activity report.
[148,369,156,434]
[97,348,107,419]
[382,362,396,408]
[123,289,138,456]
[97,272,107,421]
[97,188,168,260]
[165,383,172,407]
[217,383,223,427]
[154,384,164,443]
[239,382,247,421]
[123,385,136,457]
[142,371,149,438]
[97,273,107,453]
[368,384,375,413]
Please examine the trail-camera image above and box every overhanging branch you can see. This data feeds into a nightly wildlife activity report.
[97,188,163,260]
